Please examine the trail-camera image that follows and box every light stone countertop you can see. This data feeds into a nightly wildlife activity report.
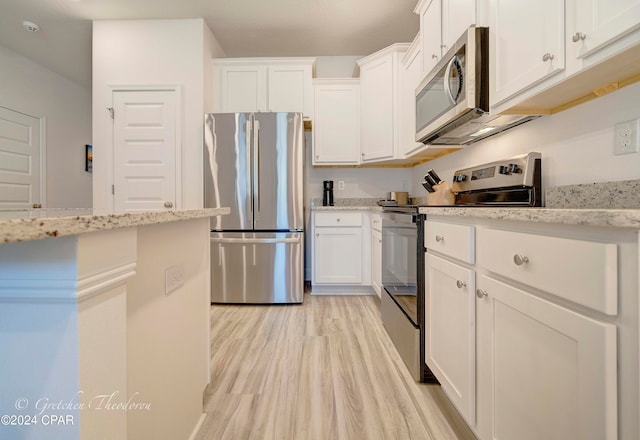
[418,207,640,229]
[0,208,230,244]
[310,205,383,212]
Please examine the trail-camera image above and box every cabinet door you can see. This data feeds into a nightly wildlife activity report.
[371,229,382,297]
[313,227,363,284]
[267,65,312,116]
[313,83,360,165]
[420,0,443,72]
[574,0,640,59]
[490,0,565,106]
[476,274,617,440]
[441,0,477,53]
[401,38,425,157]
[219,65,267,112]
[360,55,395,162]
[425,253,476,425]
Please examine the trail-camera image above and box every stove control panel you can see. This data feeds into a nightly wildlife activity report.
[451,152,541,194]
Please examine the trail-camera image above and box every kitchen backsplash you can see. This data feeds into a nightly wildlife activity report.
[545,179,640,209]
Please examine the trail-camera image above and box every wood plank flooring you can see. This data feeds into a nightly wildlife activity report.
[194,294,476,440]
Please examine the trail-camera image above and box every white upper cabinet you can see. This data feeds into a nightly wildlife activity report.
[490,0,640,113]
[217,64,267,113]
[357,44,409,163]
[416,0,485,73]
[267,64,314,117]
[312,79,360,165]
[572,0,640,61]
[490,0,566,106]
[213,58,315,117]
[400,34,425,157]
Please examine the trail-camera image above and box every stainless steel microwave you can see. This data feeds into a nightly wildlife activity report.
[415,26,538,145]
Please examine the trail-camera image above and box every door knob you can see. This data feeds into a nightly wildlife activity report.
[164,201,174,208]
[435,235,444,242]
[456,280,467,289]
[476,289,488,299]
[542,53,554,62]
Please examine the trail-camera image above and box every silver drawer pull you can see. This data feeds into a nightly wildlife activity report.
[435,235,444,242]
[336,218,341,222]
[542,53,554,62]
[456,280,467,289]
[164,201,174,208]
[513,254,529,266]
[476,289,488,299]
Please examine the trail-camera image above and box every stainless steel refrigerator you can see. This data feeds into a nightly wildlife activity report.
[204,112,304,304]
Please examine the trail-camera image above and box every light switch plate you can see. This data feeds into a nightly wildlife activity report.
[614,119,639,155]
[338,180,345,190]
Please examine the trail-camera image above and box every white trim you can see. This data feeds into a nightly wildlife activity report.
[0,262,136,303]
[188,413,208,440]
[39,116,47,208]
[108,84,183,212]
[76,262,137,302]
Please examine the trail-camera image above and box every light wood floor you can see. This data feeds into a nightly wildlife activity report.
[194,294,476,440]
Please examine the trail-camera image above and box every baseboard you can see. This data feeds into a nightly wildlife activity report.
[188,413,207,440]
[310,285,376,295]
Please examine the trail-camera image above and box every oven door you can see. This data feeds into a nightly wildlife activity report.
[382,212,419,326]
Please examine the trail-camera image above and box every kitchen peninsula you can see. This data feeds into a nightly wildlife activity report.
[0,207,228,440]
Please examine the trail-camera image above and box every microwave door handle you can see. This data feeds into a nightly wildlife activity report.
[443,56,458,106]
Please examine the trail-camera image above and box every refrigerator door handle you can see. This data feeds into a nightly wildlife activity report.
[210,236,301,245]
[245,119,252,217]
[253,119,260,217]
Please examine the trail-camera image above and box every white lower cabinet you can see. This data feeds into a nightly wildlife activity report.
[312,211,370,289]
[423,216,637,440]
[425,253,476,426]
[476,274,617,440]
[371,213,382,298]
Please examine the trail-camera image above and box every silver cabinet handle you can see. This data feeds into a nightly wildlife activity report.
[378,239,382,243]
[456,280,467,289]
[513,254,529,266]
[435,235,444,242]
[542,53,554,62]
[32,203,42,209]
[431,54,438,59]
[316,233,319,237]
[336,218,341,222]
[572,32,586,42]
[476,289,487,299]
[164,201,174,208]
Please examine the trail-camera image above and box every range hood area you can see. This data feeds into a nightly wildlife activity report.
[419,109,540,146]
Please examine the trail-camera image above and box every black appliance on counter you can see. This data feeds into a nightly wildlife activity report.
[381,152,541,383]
[322,180,334,206]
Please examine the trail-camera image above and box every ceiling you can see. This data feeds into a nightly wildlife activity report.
[0,0,420,88]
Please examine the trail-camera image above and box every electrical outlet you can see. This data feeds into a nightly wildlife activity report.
[614,119,640,155]
[338,180,345,190]
[165,265,185,294]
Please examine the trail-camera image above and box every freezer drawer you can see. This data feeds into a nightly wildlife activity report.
[210,232,304,304]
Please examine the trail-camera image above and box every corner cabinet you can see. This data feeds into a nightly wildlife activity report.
[357,44,409,163]
[312,79,360,165]
[212,58,315,118]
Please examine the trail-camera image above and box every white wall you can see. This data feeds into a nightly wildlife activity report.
[411,82,640,198]
[92,19,225,211]
[0,44,92,208]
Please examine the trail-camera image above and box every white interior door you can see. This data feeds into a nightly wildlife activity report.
[112,89,178,213]
[0,107,43,209]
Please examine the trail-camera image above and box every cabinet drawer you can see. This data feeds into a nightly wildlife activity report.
[477,228,617,315]
[425,220,475,264]
[314,212,362,227]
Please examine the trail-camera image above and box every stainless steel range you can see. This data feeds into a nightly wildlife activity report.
[381,152,542,382]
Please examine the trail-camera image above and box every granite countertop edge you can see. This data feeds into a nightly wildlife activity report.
[418,207,640,229]
[1,208,230,244]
